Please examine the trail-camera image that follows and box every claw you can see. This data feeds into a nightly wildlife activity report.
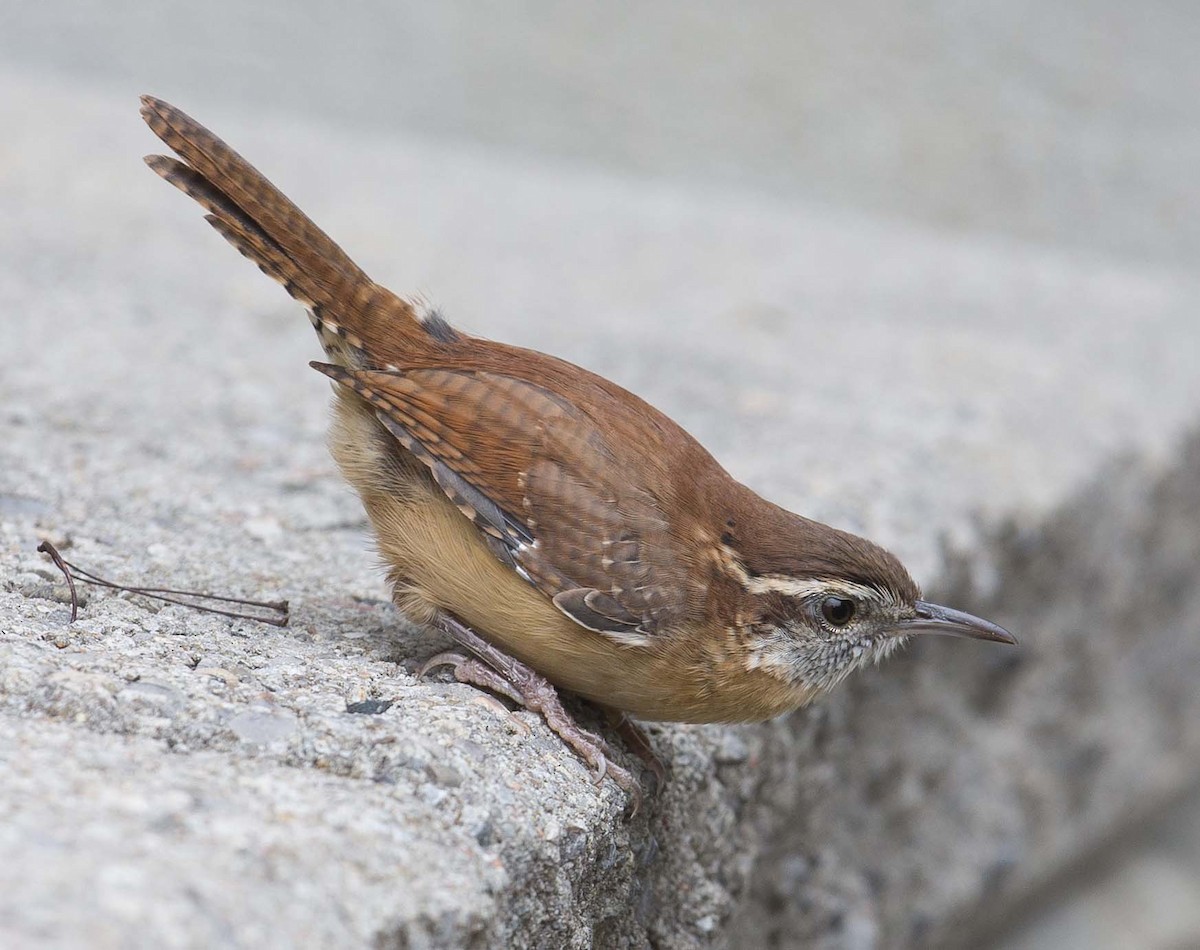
[418,651,467,679]
[468,691,521,723]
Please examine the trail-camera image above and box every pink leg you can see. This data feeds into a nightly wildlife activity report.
[423,614,642,812]
[606,710,667,791]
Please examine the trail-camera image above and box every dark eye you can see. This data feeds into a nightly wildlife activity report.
[821,596,856,626]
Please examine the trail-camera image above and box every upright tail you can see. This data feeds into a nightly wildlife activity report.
[139,95,455,364]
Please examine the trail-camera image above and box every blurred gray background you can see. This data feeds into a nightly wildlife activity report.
[3,0,1198,267]
[3,3,1199,948]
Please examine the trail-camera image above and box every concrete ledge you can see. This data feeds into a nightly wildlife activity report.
[732,434,1200,947]
[4,78,1199,947]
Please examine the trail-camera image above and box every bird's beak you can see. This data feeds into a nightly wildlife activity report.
[896,601,1018,645]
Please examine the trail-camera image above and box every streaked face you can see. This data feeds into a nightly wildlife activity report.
[740,576,1016,692]
[743,578,916,692]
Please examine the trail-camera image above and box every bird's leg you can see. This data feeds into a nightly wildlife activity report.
[605,710,667,792]
[423,614,641,810]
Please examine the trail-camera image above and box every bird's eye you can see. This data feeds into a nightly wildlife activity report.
[821,596,856,626]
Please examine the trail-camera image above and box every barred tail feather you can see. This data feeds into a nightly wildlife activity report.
[140,95,452,363]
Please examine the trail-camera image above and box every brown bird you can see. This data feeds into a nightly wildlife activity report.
[140,96,1015,801]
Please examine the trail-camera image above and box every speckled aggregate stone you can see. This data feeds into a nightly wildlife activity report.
[3,73,1200,949]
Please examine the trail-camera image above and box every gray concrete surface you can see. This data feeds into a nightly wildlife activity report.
[3,23,1200,950]
[989,786,1200,950]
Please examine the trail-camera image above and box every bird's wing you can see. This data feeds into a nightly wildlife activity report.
[313,362,691,642]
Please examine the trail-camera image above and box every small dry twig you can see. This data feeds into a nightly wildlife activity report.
[36,540,78,622]
[36,540,289,627]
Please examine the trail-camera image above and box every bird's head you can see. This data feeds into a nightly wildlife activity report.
[721,511,1015,694]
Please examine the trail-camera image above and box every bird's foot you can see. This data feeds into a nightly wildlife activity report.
[422,614,643,814]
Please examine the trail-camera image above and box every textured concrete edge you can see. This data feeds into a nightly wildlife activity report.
[0,556,759,949]
[725,426,1200,948]
[932,426,1200,948]
[3,428,1196,949]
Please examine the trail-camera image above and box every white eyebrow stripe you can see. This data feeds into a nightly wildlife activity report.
[744,577,884,600]
[719,545,897,603]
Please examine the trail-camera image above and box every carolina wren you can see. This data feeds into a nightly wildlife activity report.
[140,97,1015,798]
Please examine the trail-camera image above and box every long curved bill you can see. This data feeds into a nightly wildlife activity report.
[897,601,1018,645]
